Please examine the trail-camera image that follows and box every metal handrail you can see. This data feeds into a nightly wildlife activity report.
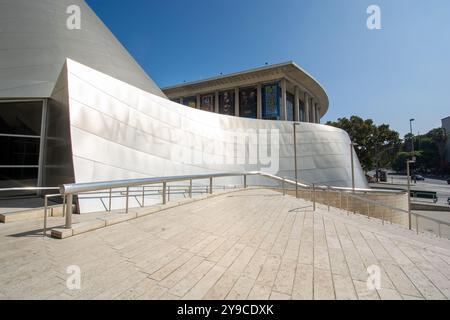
[411,212,450,238]
[0,187,59,192]
[54,171,449,239]
[59,171,402,229]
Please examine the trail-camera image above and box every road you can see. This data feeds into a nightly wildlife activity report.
[378,175,450,205]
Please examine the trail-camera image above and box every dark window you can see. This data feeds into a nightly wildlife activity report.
[239,87,257,119]
[200,94,215,112]
[0,100,43,188]
[299,99,305,122]
[0,136,40,166]
[219,90,235,115]
[286,92,294,121]
[0,101,42,135]
[182,96,197,108]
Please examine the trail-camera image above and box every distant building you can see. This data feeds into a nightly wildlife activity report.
[442,116,450,165]
[162,62,328,123]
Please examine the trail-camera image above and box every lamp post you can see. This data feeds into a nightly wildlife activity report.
[350,142,358,193]
[293,122,300,198]
[409,119,415,154]
[407,158,416,230]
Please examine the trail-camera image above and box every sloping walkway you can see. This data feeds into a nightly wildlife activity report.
[1,188,450,300]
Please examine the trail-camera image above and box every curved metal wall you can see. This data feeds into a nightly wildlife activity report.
[0,0,165,98]
[52,60,367,213]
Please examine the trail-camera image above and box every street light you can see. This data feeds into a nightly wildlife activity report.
[406,158,416,230]
[293,122,300,198]
[350,142,358,193]
[409,118,415,154]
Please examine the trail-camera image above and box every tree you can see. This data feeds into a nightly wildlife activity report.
[326,116,401,173]
[427,128,448,172]
[392,152,413,173]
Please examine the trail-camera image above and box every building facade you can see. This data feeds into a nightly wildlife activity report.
[163,62,327,124]
[0,0,367,213]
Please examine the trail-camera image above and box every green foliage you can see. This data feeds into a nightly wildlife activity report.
[427,128,448,171]
[326,116,449,174]
[392,152,413,172]
[326,116,401,172]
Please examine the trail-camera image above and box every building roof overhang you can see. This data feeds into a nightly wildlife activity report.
[162,61,329,117]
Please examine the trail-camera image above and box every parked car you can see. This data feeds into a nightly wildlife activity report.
[447,178,450,185]
[412,174,425,181]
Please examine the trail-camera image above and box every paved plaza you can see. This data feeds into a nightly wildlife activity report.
[1,189,450,300]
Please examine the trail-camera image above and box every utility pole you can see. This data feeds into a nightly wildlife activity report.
[407,159,415,231]
[293,122,300,198]
[409,118,415,154]
[350,142,357,193]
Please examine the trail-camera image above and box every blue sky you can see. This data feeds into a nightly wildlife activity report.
[87,0,450,137]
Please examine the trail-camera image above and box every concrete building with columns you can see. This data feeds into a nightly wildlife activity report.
[163,62,328,124]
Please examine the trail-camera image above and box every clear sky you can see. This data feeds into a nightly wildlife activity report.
[86,0,450,137]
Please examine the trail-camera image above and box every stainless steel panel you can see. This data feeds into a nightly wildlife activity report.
[50,59,368,213]
[0,0,165,99]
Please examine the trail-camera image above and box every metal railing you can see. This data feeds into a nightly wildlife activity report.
[3,172,449,240]
[58,171,406,229]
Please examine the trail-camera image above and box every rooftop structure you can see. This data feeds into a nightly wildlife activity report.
[163,62,328,123]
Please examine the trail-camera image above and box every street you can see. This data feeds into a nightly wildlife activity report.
[383,175,450,205]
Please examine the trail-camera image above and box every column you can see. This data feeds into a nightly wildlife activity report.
[304,92,310,123]
[214,91,219,113]
[316,104,320,124]
[280,79,287,121]
[196,94,201,109]
[180,97,184,105]
[234,87,240,116]
[311,98,315,123]
[257,84,262,119]
[294,86,300,122]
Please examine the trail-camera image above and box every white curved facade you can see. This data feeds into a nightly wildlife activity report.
[49,59,367,213]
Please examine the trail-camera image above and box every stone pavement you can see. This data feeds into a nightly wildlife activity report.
[1,188,450,300]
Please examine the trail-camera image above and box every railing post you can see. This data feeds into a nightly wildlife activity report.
[162,182,167,204]
[327,187,330,211]
[209,177,213,194]
[65,193,73,229]
[416,214,419,235]
[346,193,349,215]
[367,202,370,219]
[62,194,66,218]
[382,209,385,225]
[438,223,441,238]
[43,195,48,237]
[142,186,145,207]
[282,178,286,196]
[340,191,343,210]
[168,185,171,202]
[244,174,247,188]
[125,187,129,213]
[108,188,112,212]
[189,179,193,198]
[312,184,316,212]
